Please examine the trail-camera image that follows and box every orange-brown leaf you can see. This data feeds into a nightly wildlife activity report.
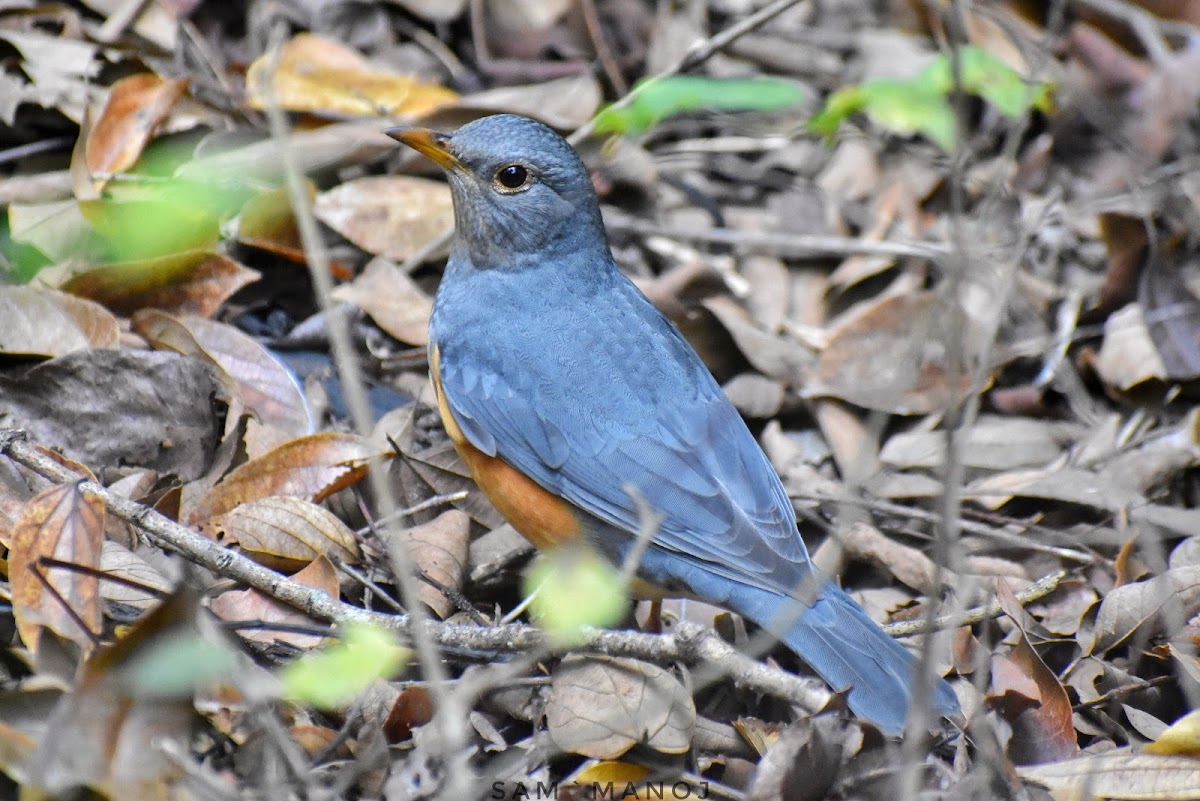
[61,250,260,318]
[10,482,104,656]
[209,555,339,649]
[212,495,361,572]
[84,74,189,194]
[189,433,378,523]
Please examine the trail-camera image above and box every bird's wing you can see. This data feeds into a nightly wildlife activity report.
[435,283,810,596]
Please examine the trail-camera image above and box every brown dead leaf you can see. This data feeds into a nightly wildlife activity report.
[210,555,338,649]
[990,589,1078,765]
[332,257,434,346]
[841,522,942,594]
[83,74,189,196]
[0,285,118,357]
[212,495,361,573]
[1087,566,1200,654]
[1097,213,1148,310]
[189,433,377,523]
[245,33,458,118]
[0,349,225,482]
[61,250,260,318]
[383,686,434,743]
[806,292,979,414]
[1018,749,1200,800]
[702,295,812,384]
[545,655,695,759]
[10,482,104,657]
[133,310,311,453]
[384,509,468,618]
[315,176,454,262]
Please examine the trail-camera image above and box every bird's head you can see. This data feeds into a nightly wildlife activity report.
[387,114,607,270]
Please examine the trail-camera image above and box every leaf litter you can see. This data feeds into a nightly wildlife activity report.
[3,1,1200,800]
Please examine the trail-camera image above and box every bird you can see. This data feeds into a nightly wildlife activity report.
[387,113,960,736]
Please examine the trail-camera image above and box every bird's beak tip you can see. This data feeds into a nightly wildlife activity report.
[386,126,463,172]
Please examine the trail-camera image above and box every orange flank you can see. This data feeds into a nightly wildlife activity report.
[431,346,582,549]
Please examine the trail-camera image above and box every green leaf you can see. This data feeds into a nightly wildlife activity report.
[282,623,409,710]
[808,44,1055,150]
[523,548,628,643]
[860,80,956,151]
[595,76,805,136]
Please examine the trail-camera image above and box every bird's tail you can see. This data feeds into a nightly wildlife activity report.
[728,578,960,736]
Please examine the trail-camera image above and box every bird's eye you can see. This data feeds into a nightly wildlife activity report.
[494,164,531,192]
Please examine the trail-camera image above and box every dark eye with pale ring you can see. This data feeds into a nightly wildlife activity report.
[495,164,530,191]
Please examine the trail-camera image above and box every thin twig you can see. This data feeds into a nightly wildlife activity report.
[0,427,830,713]
[883,570,1067,638]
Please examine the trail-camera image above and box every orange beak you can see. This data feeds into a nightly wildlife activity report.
[385,127,464,172]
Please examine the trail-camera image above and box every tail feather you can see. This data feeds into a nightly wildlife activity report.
[730,579,960,735]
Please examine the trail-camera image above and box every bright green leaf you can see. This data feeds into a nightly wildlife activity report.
[808,44,1054,150]
[523,548,628,643]
[595,76,805,136]
[282,622,408,710]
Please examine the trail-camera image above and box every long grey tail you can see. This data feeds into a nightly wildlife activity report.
[730,578,960,735]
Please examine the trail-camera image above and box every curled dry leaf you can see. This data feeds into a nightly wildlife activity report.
[210,554,339,649]
[331,258,434,345]
[384,509,469,618]
[1087,566,1200,654]
[133,310,311,453]
[244,34,458,118]
[0,349,225,482]
[61,251,260,318]
[545,655,695,759]
[1139,252,1200,381]
[212,495,361,573]
[10,482,104,657]
[0,285,118,357]
[189,433,378,523]
[315,176,454,263]
[990,582,1078,765]
[83,74,189,196]
[805,292,980,415]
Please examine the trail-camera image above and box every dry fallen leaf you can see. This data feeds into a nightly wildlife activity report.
[61,250,260,318]
[383,509,469,618]
[189,432,378,523]
[545,655,695,759]
[0,349,225,482]
[244,33,458,118]
[315,176,454,262]
[83,73,189,196]
[806,292,981,414]
[1086,566,1200,654]
[210,554,339,649]
[331,257,435,345]
[0,285,118,357]
[9,482,104,657]
[212,495,361,573]
[1018,749,1200,800]
[133,310,312,454]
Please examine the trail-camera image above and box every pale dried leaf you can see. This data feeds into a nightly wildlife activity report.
[331,257,434,345]
[212,496,361,572]
[545,656,695,759]
[315,176,454,262]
